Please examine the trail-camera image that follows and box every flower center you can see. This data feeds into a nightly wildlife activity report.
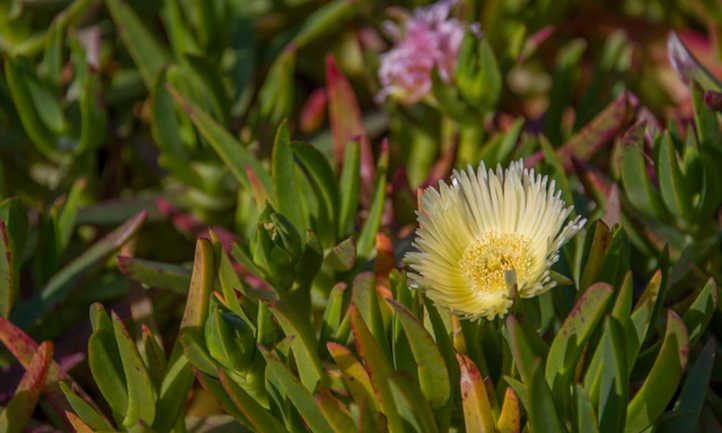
[460,232,534,295]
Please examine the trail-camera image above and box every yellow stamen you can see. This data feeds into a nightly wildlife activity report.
[460,232,533,295]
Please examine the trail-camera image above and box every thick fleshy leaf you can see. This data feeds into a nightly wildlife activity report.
[658,337,716,432]
[560,91,638,164]
[350,306,406,433]
[621,144,666,218]
[389,373,439,433]
[625,311,689,433]
[316,387,356,433]
[268,300,325,391]
[575,385,600,433]
[294,0,360,49]
[545,283,613,398]
[528,359,567,433]
[272,121,303,230]
[214,246,255,328]
[0,342,52,433]
[327,342,377,409]
[657,132,692,220]
[586,318,628,433]
[154,238,215,433]
[261,349,334,433]
[338,141,361,238]
[325,238,356,271]
[497,387,521,433]
[105,0,170,87]
[505,315,544,383]
[457,353,495,433]
[218,369,284,432]
[59,382,115,431]
[387,299,450,408]
[628,270,663,368]
[351,273,387,356]
[118,256,191,294]
[3,58,61,161]
[167,85,272,193]
[55,179,85,251]
[12,211,146,328]
[88,326,128,420]
[423,299,459,402]
[0,222,15,319]
[180,330,218,376]
[357,142,388,261]
[325,54,372,182]
[111,312,157,427]
[65,412,96,433]
[667,31,722,91]
[321,284,347,344]
[682,278,717,345]
[454,32,501,109]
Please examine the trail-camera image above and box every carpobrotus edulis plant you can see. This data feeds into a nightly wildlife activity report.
[405,160,586,319]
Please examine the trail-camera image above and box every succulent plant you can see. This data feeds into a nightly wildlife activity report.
[1,1,721,433]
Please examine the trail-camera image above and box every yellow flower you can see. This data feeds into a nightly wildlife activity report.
[405,160,585,320]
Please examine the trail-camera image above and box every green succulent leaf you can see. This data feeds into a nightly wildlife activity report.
[625,310,690,433]
[545,282,613,400]
[387,299,450,408]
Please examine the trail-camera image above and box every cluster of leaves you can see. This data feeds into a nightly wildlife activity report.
[0,1,722,433]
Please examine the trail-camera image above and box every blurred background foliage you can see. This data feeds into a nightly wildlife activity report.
[1,0,722,432]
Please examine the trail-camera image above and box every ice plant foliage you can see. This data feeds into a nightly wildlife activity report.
[377,0,465,104]
[406,160,585,319]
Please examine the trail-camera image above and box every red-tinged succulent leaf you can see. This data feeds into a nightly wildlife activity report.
[117,256,191,294]
[518,25,555,63]
[326,53,365,165]
[0,342,53,433]
[374,233,394,282]
[0,221,15,319]
[316,387,356,432]
[327,342,378,410]
[65,411,96,433]
[350,306,406,433]
[572,157,612,206]
[497,387,521,433]
[667,31,722,91]
[326,54,374,194]
[0,315,38,367]
[156,198,237,252]
[245,165,271,208]
[180,238,215,332]
[300,88,328,133]
[526,92,639,168]
[0,316,98,427]
[603,184,622,227]
[16,341,53,397]
[561,91,639,162]
[457,353,495,433]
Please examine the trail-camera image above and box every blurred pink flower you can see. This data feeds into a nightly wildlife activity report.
[378,0,466,105]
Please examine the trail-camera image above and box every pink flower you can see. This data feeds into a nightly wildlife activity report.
[378,0,466,105]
